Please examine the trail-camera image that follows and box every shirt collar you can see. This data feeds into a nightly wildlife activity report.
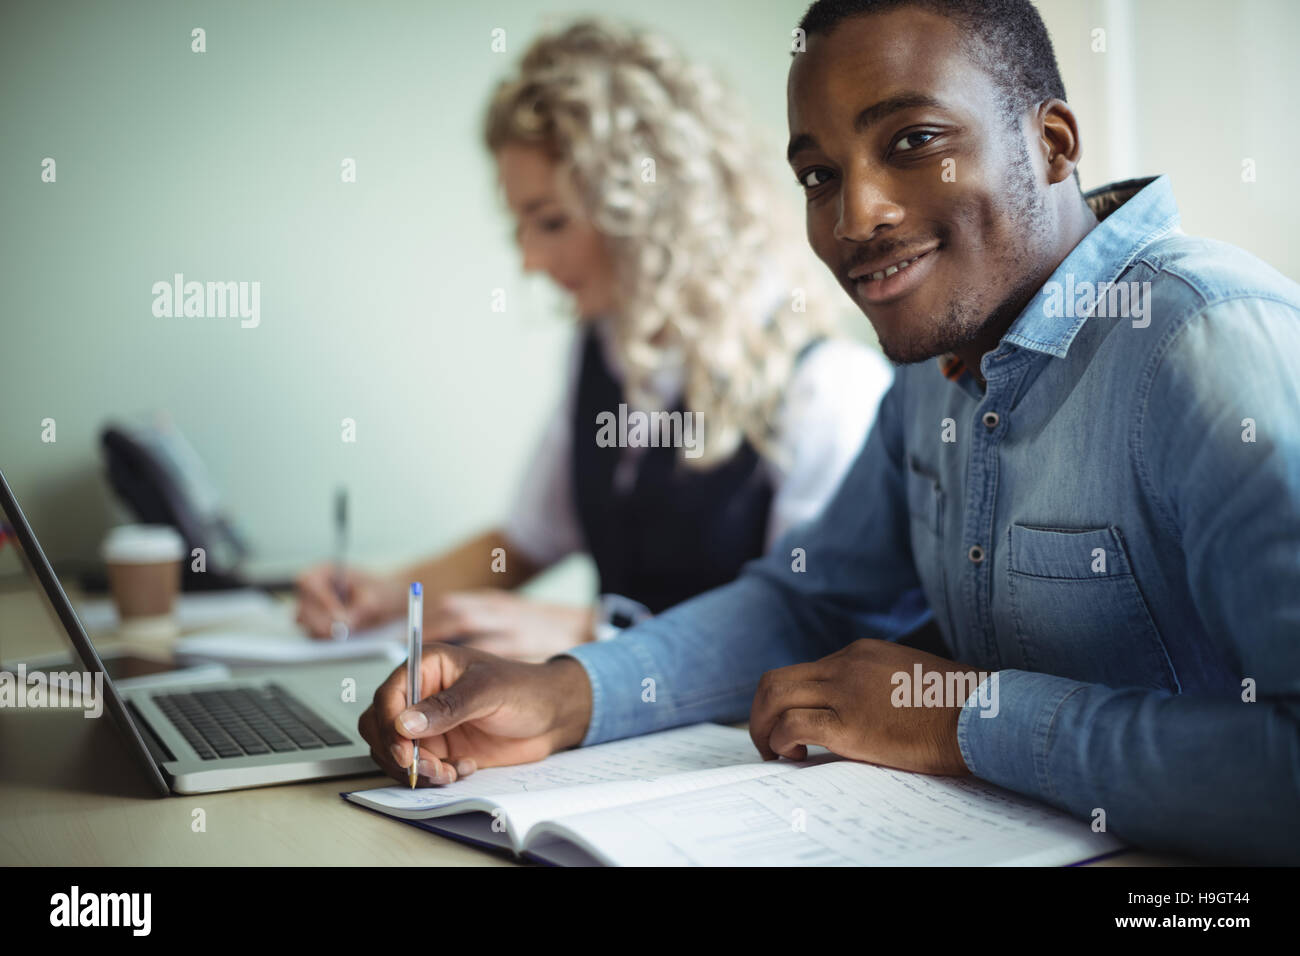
[937,174,1181,374]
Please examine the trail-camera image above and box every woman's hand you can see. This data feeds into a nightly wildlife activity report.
[424,590,595,661]
[294,564,405,639]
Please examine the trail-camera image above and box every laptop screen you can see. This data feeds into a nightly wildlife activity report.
[0,468,169,795]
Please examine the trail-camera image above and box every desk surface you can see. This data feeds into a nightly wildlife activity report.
[0,582,1188,866]
[0,582,517,866]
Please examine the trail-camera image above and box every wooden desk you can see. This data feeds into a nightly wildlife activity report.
[0,582,1187,866]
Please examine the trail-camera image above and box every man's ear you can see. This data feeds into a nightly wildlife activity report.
[1036,98,1083,185]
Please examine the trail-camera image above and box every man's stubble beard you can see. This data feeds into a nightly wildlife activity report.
[875,138,1052,367]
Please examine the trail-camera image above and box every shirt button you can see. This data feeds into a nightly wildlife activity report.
[982,411,1000,429]
[968,545,985,564]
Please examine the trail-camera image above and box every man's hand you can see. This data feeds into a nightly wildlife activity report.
[749,639,975,775]
[423,590,595,661]
[358,642,592,786]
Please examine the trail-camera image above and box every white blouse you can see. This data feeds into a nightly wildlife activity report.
[504,320,894,569]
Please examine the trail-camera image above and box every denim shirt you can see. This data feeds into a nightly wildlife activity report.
[564,176,1300,864]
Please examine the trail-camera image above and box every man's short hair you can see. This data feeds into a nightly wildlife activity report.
[797,0,1069,129]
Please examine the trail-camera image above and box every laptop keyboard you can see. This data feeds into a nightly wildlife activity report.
[151,683,352,761]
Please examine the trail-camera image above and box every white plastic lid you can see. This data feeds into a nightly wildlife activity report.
[101,524,185,564]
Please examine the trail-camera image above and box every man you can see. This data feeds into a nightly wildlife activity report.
[359,0,1300,863]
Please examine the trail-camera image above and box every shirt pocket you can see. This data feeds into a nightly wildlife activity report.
[906,457,955,644]
[1006,524,1179,691]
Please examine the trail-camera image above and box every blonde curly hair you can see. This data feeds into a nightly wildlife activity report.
[484,18,842,467]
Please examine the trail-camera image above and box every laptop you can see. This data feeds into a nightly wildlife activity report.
[0,467,396,795]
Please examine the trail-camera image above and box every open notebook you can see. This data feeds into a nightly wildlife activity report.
[342,723,1123,866]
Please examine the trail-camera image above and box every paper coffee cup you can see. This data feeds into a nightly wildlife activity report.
[101,525,184,631]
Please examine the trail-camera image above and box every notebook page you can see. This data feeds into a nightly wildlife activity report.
[347,723,762,814]
[494,760,808,843]
[537,760,1122,866]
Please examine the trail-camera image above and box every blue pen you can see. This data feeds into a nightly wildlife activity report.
[407,583,423,788]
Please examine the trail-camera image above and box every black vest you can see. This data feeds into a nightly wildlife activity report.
[572,331,798,613]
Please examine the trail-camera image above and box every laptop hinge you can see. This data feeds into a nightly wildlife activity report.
[126,700,178,767]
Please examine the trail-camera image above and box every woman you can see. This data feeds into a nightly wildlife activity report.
[296,19,892,659]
